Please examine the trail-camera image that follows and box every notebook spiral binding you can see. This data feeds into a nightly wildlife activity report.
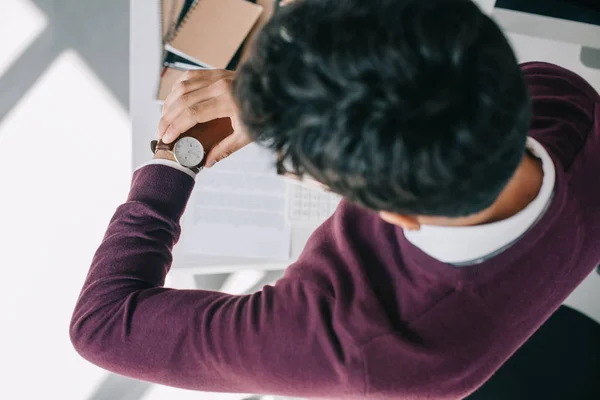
[159,0,167,43]
[159,0,169,67]
[170,0,201,42]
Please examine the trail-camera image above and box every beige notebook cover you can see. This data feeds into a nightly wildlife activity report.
[239,0,277,63]
[166,0,263,69]
[157,67,186,102]
[161,0,185,41]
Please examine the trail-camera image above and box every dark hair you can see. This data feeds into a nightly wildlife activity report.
[234,0,530,217]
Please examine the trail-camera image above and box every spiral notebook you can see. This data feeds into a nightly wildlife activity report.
[157,0,277,101]
[161,0,186,42]
[165,0,263,69]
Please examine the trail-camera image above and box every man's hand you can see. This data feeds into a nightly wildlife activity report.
[157,69,252,168]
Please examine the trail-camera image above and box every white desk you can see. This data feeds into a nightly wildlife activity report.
[474,0,496,15]
[130,0,599,323]
[129,0,499,275]
[130,0,162,171]
[130,0,308,274]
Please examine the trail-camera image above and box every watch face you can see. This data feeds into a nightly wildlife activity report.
[174,137,205,168]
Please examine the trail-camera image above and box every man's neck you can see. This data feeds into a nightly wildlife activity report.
[478,153,544,224]
[421,153,545,228]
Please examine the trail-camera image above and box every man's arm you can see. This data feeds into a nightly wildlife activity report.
[69,164,364,397]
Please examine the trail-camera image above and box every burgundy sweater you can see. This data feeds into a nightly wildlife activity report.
[70,62,600,399]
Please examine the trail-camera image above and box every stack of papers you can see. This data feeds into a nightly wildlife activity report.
[181,144,291,260]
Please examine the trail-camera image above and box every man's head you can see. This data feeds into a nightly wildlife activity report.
[234,0,531,227]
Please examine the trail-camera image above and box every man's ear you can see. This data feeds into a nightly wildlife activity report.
[379,212,421,231]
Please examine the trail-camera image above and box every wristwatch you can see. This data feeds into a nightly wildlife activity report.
[150,118,235,173]
[151,136,205,173]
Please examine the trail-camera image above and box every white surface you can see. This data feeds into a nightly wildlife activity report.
[495,8,600,49]
[220,269,267,295]
[472,0,496,15]
[507,31,600,90]
[130,0,162,171]
[142,385,253,400]
[0,0,47,77]
[131,0,599,325]
[563,270,600,325]
[0,50,131,400]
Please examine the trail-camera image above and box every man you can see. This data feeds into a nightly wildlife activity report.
[70,0,600,398]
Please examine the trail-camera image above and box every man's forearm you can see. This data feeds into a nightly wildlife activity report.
[67,163,352,397]
[70,164,195,363]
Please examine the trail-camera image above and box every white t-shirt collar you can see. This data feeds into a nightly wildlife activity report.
[403,138,556,265]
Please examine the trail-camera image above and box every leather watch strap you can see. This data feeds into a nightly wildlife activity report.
[150,140,175,153]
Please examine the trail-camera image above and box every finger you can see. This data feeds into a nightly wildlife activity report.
[205,130,252,167]
[161,70,230,118]
[167,69,232,104]
[160,114,198,144]
[161,79,231,134]
[163,79,212,115]
[162,94,232,144]
[175,68,231,85]
[160,87,211,135]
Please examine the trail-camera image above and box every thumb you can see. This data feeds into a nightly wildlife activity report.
[205,131,252,168]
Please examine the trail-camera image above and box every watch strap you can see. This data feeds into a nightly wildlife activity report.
[151,139,175,153]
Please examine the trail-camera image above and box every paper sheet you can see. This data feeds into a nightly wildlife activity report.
[181,144,291,260]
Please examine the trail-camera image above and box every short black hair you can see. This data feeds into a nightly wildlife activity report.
[234,0,531,217]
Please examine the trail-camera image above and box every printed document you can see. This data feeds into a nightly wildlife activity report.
[180,144,291,260]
